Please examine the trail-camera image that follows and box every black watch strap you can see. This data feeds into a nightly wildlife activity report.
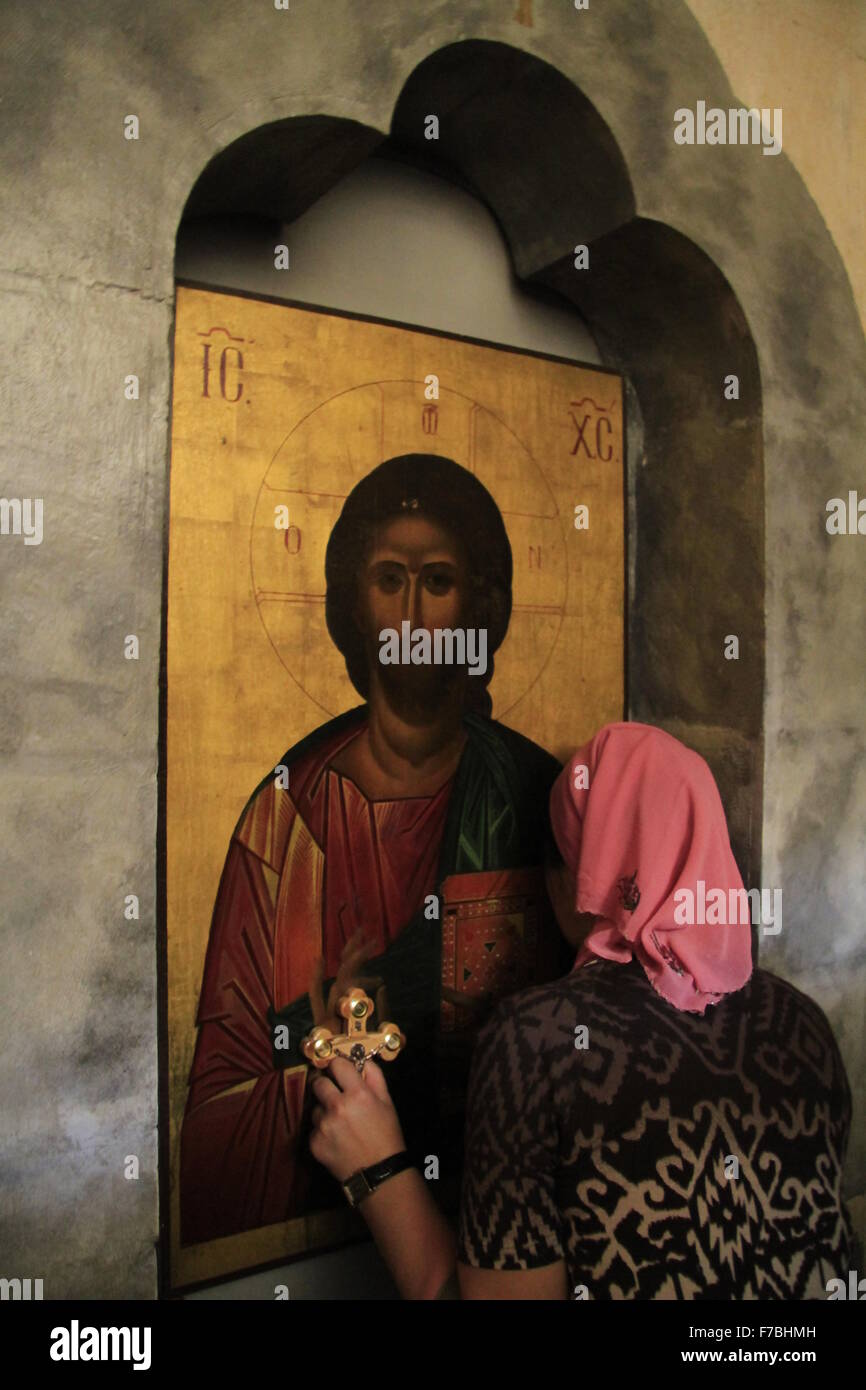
[342,1150,413,1207]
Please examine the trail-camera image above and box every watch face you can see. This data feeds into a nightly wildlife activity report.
[343,1172,371,1207]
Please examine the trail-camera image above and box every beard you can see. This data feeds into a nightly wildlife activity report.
[365,634,468,726]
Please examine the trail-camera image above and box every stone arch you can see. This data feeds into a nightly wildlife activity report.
[388,40,764,885]
[179,38,764,886]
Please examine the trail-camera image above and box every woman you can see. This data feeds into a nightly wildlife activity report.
[309,723,856,1299]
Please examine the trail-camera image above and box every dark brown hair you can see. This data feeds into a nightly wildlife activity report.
[325,454,512,718]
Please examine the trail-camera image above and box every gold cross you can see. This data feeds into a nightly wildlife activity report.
[302,987,406,1072]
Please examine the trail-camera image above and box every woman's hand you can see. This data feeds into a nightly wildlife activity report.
[308,927,388,1035]
[309,1055,406,1182]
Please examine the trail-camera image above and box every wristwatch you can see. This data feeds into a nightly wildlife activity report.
[341,1151,413,1208]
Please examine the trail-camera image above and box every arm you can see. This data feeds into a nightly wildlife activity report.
[455,999,569,1298]
[309,1047,569,1300]
[309,1056,456,1300]
[353,1168,568,1298]
[358,1167,457,1301]
[180,837,306,1243]
[182,842,379,1244]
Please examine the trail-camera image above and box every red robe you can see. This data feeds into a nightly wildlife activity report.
[180,719,452,1245]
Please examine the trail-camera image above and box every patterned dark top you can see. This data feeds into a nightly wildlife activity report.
[457,960,855,1299]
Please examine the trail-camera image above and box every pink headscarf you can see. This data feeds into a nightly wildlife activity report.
[549,722,753,1013]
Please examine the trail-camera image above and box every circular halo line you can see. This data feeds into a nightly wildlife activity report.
[249,378,569,718]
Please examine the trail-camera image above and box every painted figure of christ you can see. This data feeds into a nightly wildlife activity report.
[180,453,566,1246]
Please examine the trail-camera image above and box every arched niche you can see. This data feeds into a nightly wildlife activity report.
[178,38,764,891]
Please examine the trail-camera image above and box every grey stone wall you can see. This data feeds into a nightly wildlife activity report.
[0,0,863,1297]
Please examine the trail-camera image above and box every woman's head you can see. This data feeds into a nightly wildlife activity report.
[547,722,753,1013]
[544,831,598,953]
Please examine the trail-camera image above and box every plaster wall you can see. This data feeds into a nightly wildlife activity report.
[0,0,863,1297]
[685,0,866,331]
[682,0,866,1246]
